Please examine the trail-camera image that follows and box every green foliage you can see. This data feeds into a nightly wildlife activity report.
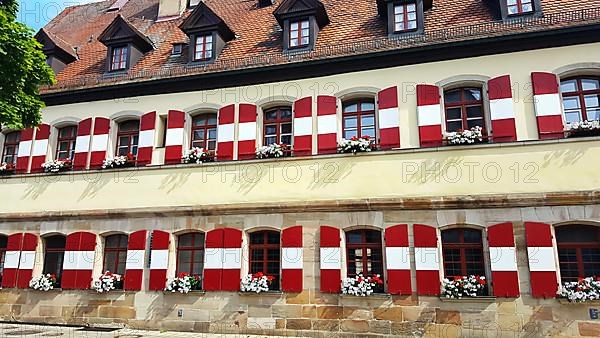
[0,0,55,129]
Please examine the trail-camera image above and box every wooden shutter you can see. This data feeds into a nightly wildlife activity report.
[317,96,338,154]
[164,110,185,164]
[62,232,96,289]
[15,128,34,174]
[385,224,411,295]
[487,222,519,297]
[525,222,558,298]
[413,224,440,295]
[137,112,156,166]
[73,118,93,170]
[293,97,313,156]
[488,76,517,142]
[30,124,50,173]
[89,117,110,169]
[319,225,341,292]
[149,230,170,291]
[1,233,23,288]
[217,105,235,161]
[124,230,147,290]
[281,226,303,292]
[203,228,242,291]
[378,86,401,149]
[416,85,442,147]
[531,72,564,139]
[237,104,257,160]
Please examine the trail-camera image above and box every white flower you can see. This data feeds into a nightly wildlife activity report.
[441,275,486,299]
[341,273,383,297]
[182,147,214,164]
[337,137,374,154]
[444,126,484,145]
[240,273,273,293]
[41,159,72,173]
[256,144,289,159]
[92,271,122,293]
[29,274,57,291]
[565,120,600,133]
[557,277,600,303]
[165,275,200,294]
[102,155,133,169]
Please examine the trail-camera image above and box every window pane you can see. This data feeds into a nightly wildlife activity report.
[365,231,381,243]
[444,90,461,103]
[362,128,375,138]
[280,109,292,120]
[565,111,582,123]
[407,4,416,11]
[301,20,309,29]
[556,225,599,243]
[265,110,278,121]
[361,115,375,127]
[281,123,292,134]
[563,97,581,110]
[290,22,298,30]
[560,80,578,93]
[466,106,483,118]
[522,3,532,12]
[267,232,280,244]
[467,118,484,129]
[588,109,600,121]
[179,234,193,247]
[446,121,463,132]
[395,23,405,31]
[361,102,375,111]
[464,89,481,101]
[300,37,309,45]
[346,232,362,244]
[344,116,357,128]
[394,5,403,14]
[343,130,357,139]
[463,230,482,243]
[442,229,460,243]
[582,79,600,91]
[584,94,599,109]
[445,107,462,120]
[343,103,358,113]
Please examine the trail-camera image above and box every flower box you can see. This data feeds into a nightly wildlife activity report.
[240,272,276,293]
[101,154,136,169]
[565,120,600,138]
[256,144,290,159]
[29,274,58,291]
[441,275,487,299]
[41,159,72,173]
[92,271,123,293]
[439,296,496,303]
[165,273,202,294]
[337,136,376,154]
[182,147,215,164]
[341,273,384,297]
[557,277,600,303]
[0,163,15,175]
[444,126,484,145]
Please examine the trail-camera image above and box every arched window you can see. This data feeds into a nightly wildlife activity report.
[43,235,66,287]
[342,99,376,139]
[0,235,7,282]
[560,77,600,123]
[441,228,485,278]
[2,132,20,165]
[345,229,383,290]
[116,120,140,157]
[444,87,485,132]
[263,107,292,145]
[249,231,280,290]
[556,225,600,283]
[103,234,128,278]
[191,114,217,150]
[176,232,205,277]
[56,126,77,160]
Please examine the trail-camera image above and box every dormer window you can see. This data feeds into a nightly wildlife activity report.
[507,0,533,15]
[110,46,128,71]
[289,19,310,48]
[194,34,213,61]
[393,2,417,32]
[35,28,78,74]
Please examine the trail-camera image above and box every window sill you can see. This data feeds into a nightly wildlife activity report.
[439,296,496,303]
[340,293,391,299]
[557,298,600,305]
[238,291,283,296]
[162,290,205,295]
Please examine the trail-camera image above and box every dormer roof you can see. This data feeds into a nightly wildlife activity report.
[35,28,77,63]
[98,14,154,53]
[179,1,235,41]
[273,0,330,28]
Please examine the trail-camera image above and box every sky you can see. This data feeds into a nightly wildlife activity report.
[17,0,104,31]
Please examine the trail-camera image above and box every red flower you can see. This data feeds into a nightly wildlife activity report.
[363,135,371,139]
[267,276,274,282]
[178,272,189,278]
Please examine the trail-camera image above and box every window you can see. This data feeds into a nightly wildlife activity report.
[103,234,128,279]
[560,77,600,124]
[342,99,376,139]
[507,0,534,15]
[116,120,140,157]
[289,19,310,48]
[263,107,292,145]
[110,46,128,71]
[393,2,417,32]
[176,232,205,278]
[43,235,66,287]
[0,235,7,283]
[2,132,20,165]
[56,126,77,160]
[193,34,213,61]
[249,231,280,290]
[345,229,383,291]
[556,225,600,283]
[444,87,485,132]
[441,228,485,279]
[191,114,217,150]
[171,44,183,56]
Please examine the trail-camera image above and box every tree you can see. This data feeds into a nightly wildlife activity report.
[0,0,55,130]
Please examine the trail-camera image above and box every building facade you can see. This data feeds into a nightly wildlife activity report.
[1,0,600,336]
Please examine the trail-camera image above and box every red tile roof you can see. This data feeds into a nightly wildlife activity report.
[41,0,600,93]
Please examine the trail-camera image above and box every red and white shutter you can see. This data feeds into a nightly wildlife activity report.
[281,226,303,292]
[15,128,34,174]
[237,104,257,160]
[525,222,558,298]
[164,110,185,164]
[378,87,401,150]
[1,233,23,288]
[217,105,235,161]
[62,232,96,289]
[319,226,341,292]
[487,222,519,297]
[16,233,37,288]
[137,112,156,166]
[413,224,440,295]
[531,72,564,139]
[30,124,50,173]
[317,96,338,155]
[73,118,93,170]
[124,230,147,291]
[417,85,443,147]
[149,230,169,291]
[203,229,224,291]
[89,117,110,169]
[293,97,313,156]
[385,224,411,295]
[488,76,517,142]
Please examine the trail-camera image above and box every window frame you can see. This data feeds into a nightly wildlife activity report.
[116,120,140,157]
[443,87,486,133]
[1,131,20,166]
[193,33,214,62]
[109,45,129,72]
[56,125,78,161]
[0,235,7,279]
[560,76,600,123]
[248,230,281,291]
[556,224,600,283]
[506,0,534,16]
[392,2,418,33]
[102,234,128,278]
[43,235,66,287]
[342,99,377,140]
[176,232,205,278]
[441,228,486,279]
[263,106,293,146]
[288,18,311,49]
[344,229,384,283]
[191,113,218,150]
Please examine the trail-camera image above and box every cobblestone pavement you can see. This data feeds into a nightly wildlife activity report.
[0,323,300,338]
